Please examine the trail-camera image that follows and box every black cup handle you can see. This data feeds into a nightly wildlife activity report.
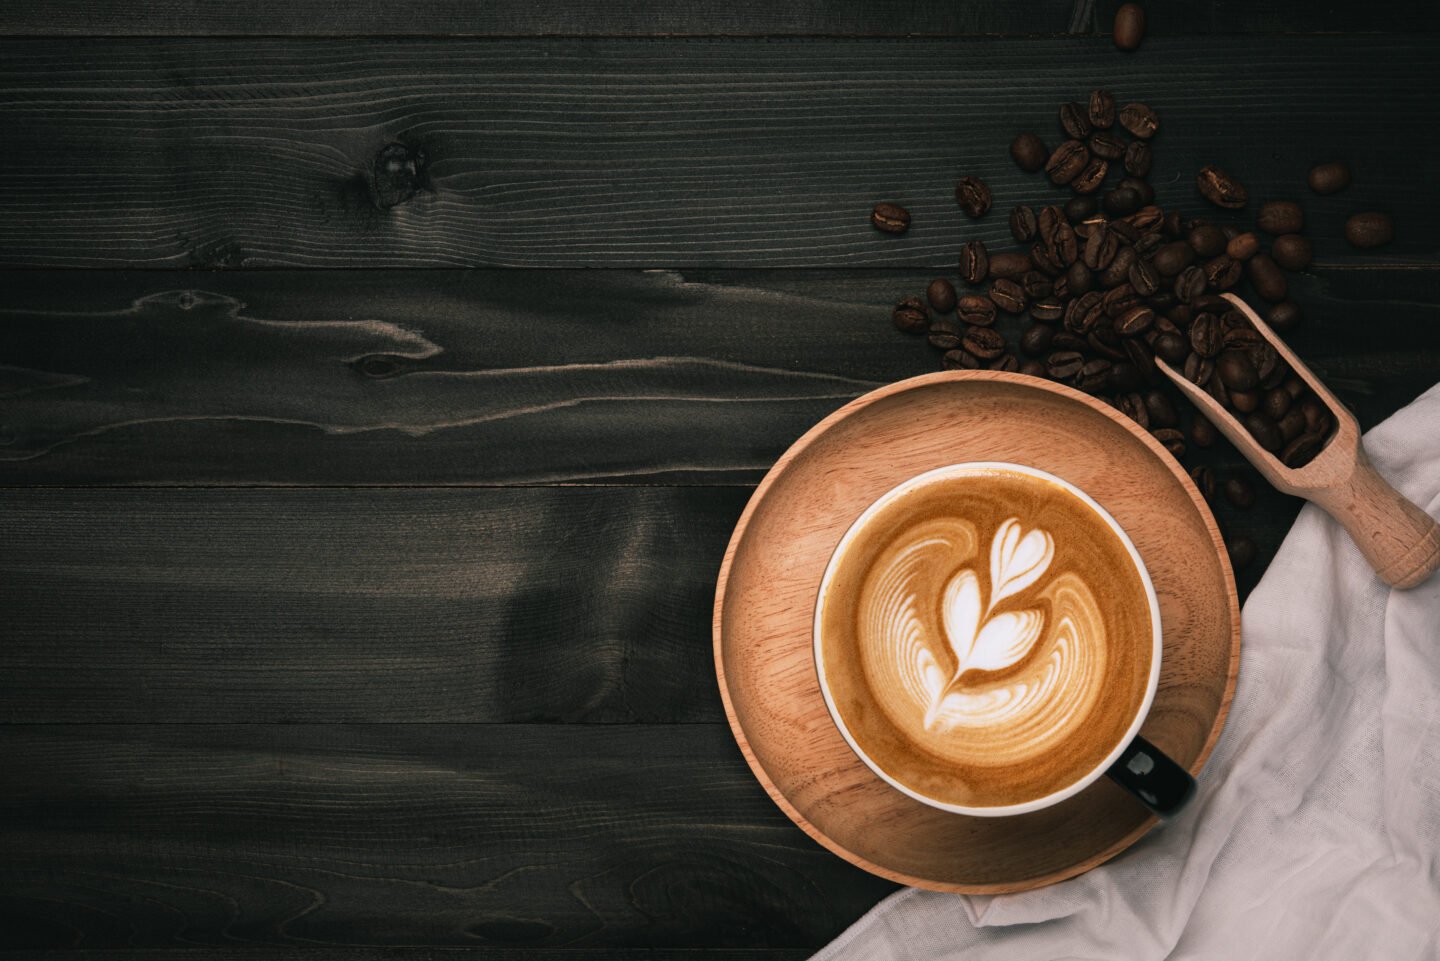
[1104,735,1196,818]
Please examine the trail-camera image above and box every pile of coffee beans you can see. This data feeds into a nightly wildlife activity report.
[873,89,1389,568]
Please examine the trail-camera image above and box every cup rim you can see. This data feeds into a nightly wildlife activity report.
[813,461,1164,818]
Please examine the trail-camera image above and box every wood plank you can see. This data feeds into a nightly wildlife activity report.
[4,1,1434,37]
[0,38,1436,268]
[0,487,744,723]
[1,268,1435,486]
[0,724,897,950]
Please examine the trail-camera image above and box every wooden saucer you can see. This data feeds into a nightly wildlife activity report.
[713,371,1240,893]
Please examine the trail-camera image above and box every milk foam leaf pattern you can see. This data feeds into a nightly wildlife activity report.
[966,610,1046,674]
[989,518,1055,610]
[941,569,983,674]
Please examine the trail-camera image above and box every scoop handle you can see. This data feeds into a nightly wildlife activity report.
[1308,450,1440,590]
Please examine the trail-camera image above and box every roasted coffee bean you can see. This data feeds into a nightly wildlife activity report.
[1119,102,1158,139]
[1244,413,1284,453]
[1109,218,1140,245]
[1089,89,1117,129]
[1038,207,1080,264]
[989,278,1027,314]
[1301,398,1328,433]
[1118,392,1149,427]
[927,318,964,350]
[1088,325,1126,360]
[1282,431,1326,467]
[1188,224,1228,258]
[1267,300,1302,332]
[1256,345,1284,387]
[1247,253,1289,302]
[1066,260,1094,295]
[1051,276,1070,300]
[1153,428,1186,459]
[1124,338,1157,384]
[1114,2,1146,50]
[1345,212,1394,249]
[892,296,929,333]
[1100,245,1138,287]
[1271,234,1313,271]
[1205,254,1243,290]
[957,294,997,327]
[1109,361,1143,392]
[1119,177,1156,206]
[989,251,1033,279]
[1030,296,1065,322]
[1129,258,1161,297]
[1046,350,1085,380]
[1021,271,1054,299]
[959,239,990,285]
[1102,186,1143,217]
[1224,476,1257,508]
[1192,414,1218,448]
[1011,132,1049,172]
[1074,213,1106,241]
[1133,232,1165,260]
[1175,265,1207,302]
[1031,241,1065,276]
[1190,312,1222,357]
[955,176,992,218]
[1123,140,1152,177]
[1308,161,1351,196]
[1103,283,1140,319]
[1084,226,1120,270]
[1257,200,1305,235]
[1009,205,1038,243]
[1140,390,1177,429]
[1162,306,1190,331]
[1222,325,1261,350]
[1193,293,1230,315]
[1283,376,1306,399]
[1228,535,1257,570]
[1206,374,1231,409]
[1051,330,1087,352]
[963,325,1007,360]
[1064,195,1098,223]
[989,352,1021,373]
[1077,359,1113,393]
[1060,101,1092,140]
[1278,407,1307,442]
[1065,291,1106,333]
[1020,323,1056,356]
[1196,165,1248,209]
[1019,358,1048,378]
[871,202,911,234]
[1216,349,1259,391]
[1046,140,1090,185]
[926,278,957,313]
[1163,210,1186,237]
[1088,131,1127,161]
[1262,387,1292,421]
[1231,390,1259,413]
[1116,304,1155,336]
[1153,331,1188,365]
[1152,241,1196,277]
[1126,205,1165,234]
[1190,464,1217,500]
[1226,231,1261,261]
[942,348,980,370]
[1071,157,1109,194]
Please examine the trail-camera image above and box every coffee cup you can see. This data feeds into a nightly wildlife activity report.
[814,462,1194,818]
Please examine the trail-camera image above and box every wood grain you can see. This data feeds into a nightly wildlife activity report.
[0,486,744,723]
[0,724,896,950]
[4,0,1432,37]
[0,38,1437,268]
[714,372,1239,891]
[2,268,1435,486]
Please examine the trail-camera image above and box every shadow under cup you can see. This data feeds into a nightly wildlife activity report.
[814,462,1171,818]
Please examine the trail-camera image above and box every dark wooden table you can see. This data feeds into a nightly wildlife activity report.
[3,3,1437,958]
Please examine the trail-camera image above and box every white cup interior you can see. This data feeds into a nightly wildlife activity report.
[813,461,1163,817]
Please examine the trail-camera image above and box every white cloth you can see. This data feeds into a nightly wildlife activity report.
[815,383,1440,961]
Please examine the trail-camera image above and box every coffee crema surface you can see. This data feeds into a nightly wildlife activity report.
[819,466,1154,810]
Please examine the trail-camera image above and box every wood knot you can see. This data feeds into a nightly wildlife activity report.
[354,354,406,379]
[371,142,429,210]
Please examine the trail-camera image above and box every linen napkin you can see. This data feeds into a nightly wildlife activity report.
[814,382,1440,961]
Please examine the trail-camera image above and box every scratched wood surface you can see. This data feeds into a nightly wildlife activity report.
[0,38,1437,268]
[3,4,1439,959]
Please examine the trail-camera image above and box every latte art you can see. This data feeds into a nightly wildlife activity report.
[819,465,1156,810]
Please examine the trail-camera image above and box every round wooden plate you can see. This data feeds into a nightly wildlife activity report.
[713,371,1240,893]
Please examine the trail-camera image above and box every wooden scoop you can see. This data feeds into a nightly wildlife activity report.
[1155,292,1440,590]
